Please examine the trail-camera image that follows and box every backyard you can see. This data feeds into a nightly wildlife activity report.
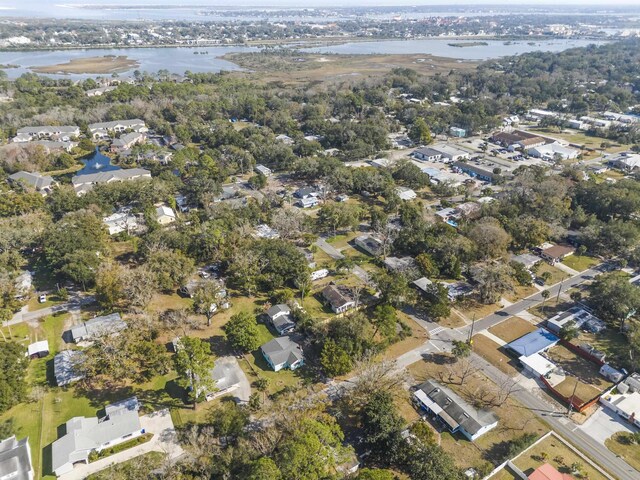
[546,344,613,404]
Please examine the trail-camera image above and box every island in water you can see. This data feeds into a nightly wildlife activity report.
[30,55,139,74]
[447,41,490,48]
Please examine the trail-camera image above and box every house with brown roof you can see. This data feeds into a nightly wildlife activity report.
[538,244,575,265]
[322,285,355,314]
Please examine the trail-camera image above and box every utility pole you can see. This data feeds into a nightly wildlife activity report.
[468,314,476,343]
[566,377,579,418]
[556,278,564,305]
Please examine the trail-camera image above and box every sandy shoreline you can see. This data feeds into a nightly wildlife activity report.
[31,55,139,74]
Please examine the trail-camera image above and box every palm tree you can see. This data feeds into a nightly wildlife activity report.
[540,289,550,317]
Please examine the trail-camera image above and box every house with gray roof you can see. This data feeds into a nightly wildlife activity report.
[70,313,127,343]
[88,119,147,139]
[51,397,143,476]
[8,171,57,195]
[71,168,151,195]
[261,337,304,372]
[413,380,498,441]
[110,132,146,152]
[265,304,296,335]
[13,125,79,143]
[0,436,34,480]
[54,350,86,387]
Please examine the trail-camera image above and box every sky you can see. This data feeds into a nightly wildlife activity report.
[6,0,640,7]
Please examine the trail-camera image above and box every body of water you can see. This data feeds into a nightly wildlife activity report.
[0,38,608,80]
[77,149,120,176]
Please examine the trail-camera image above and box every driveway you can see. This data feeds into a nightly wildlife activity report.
[60,409,183,480]
[579,406,636,444]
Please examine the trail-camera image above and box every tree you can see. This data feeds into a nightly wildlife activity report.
[360,391,406,464]
[317,202,361,236]
[145,247,195,291]
[224,312,262,353]
[95,261,124,308]
[246,457,282,480]
[409,421,436,446]
[472,263,514,304]
[467,217,511,260]
[208,401,249,438]
[192,281,224,327]
[452,340,472,358]
[320,340,353,378]
[371,304,398,340]
[357,468,395,480]
[174,336,215,408]
[399,442,463,480]
[559,320,579,341]
[540,289,551,316]
[589,272,640,330]
[249,173,267,190]
[0,343,28,414]
[408,118,432,145]
[415,253,439,278]
[510,261,534,286]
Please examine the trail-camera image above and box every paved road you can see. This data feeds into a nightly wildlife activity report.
[6,294,95,327]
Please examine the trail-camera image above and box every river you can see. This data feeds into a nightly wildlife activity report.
[0,38,608,80]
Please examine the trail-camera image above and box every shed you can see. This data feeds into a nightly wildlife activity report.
[27,340,49,359]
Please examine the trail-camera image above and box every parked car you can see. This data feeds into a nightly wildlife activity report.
[38,294,47,303]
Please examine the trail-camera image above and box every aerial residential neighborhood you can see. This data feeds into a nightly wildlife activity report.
[1,3,640,480]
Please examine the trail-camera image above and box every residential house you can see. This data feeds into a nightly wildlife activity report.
[449,126,467,138]
[538,243,575,265]
[27,340,49,359]
[260,337,304,372]
[600,373,640,428]
[254,164,272,176]
[0,436,34,480]
[384,256,415,272]
[395,186,417,201]
[294,186,318,199]
[369,158,393,169]
[511,253,542,270]
[528,464,574,480]
[54,350,86,387]
[322,285,356,314]
[454,201,481,220]
[296,196,319,208]
[435,207,460,227]
[88,119,147,139]
[13,125,79,143]
[254,224,280,239]
[155,204,177,225]
[413,380,498,441]
[452,161,497,183]
[71,168,151,195]
[8,171,57,195]
[506,328,559,361]
[275,134,294,145]
[51,397,143,476]
[442,281,474,301]
[546,307,606,335]
[204,359,242,401]
[412,277,434,296]
[103,211,141,235]
[266,304,296,335]
[29,140,76,152]
[70,313,127,343]
[354,235,384,256]
[110,132,146,153]
[86,86,116,97]
[528,142,579,161]
[608,152,640,172]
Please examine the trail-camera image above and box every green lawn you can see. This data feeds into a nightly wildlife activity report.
[87,452,166,480]
[533,263,570,286]
[561,255,600,272]
[605,432,640,472]
[325,231,358,249]
[0,322,30,345]
[26,293,66,312]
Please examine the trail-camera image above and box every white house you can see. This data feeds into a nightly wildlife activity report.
[13,125,79,143]
[88,119,147,139]
[260,337,304,372]
[395,186,417,201]
[354,235,384,256]
[51,397,143,476]
[155,205,177,225]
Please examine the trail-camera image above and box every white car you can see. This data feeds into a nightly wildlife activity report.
[38,294,47,303]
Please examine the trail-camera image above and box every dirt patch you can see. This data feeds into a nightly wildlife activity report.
[489,317,537,344]
[31,55,139,74]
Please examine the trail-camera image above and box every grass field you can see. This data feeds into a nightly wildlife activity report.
[561,255,600,272]
[488,317,537,344]
[504,285,539,303]
[514,434,608,480]
[533,263,570,286]
[381,312,429,361]
[87,451,166,480]
[574,329,629,370]
[605,432,640,472]
[407,355,547,470]
[472,334,520,376]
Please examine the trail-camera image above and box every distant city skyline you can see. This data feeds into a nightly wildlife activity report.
[8,0,640,8]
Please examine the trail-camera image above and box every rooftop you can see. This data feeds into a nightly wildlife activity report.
[506,328,559,357]
[261,337,303,367]
[0,436,32,480]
